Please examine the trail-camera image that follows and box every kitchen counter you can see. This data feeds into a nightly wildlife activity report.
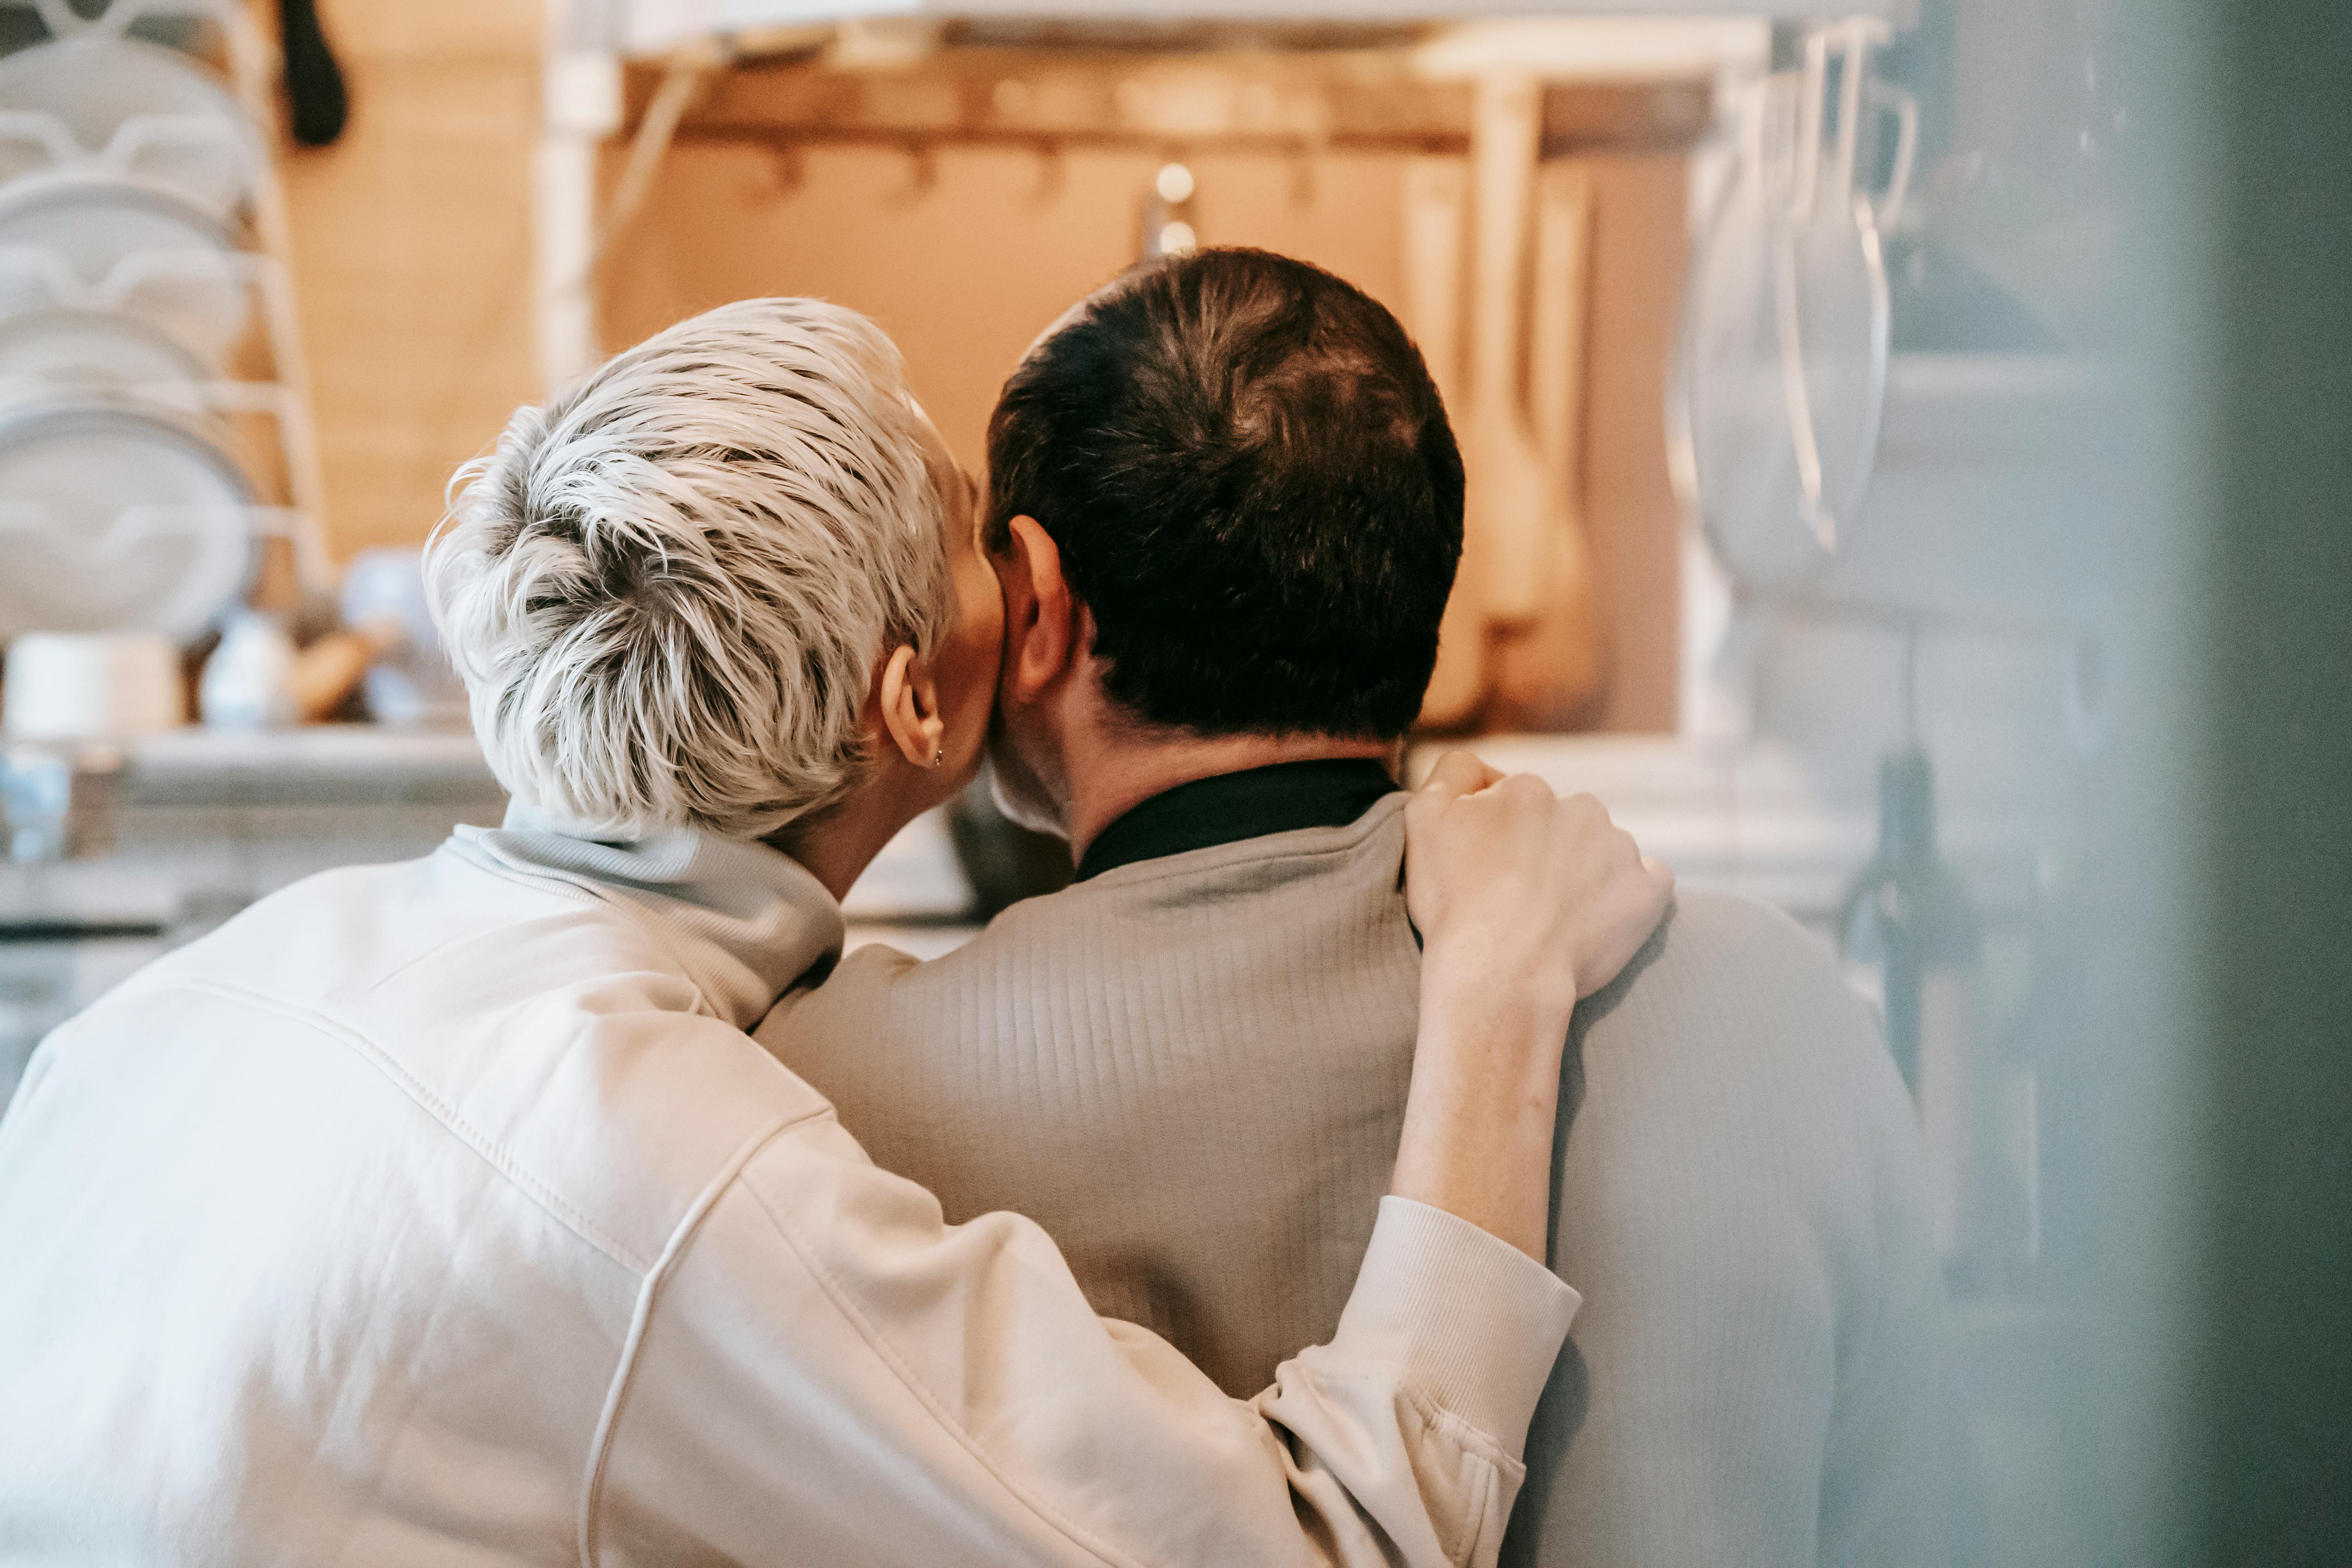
[111,725,503,808]
[3,722,2070,932]
[2,727,508,934]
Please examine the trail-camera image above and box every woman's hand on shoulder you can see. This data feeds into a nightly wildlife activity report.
[1403,751,1674,1024]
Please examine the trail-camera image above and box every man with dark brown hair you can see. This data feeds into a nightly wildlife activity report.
[764,249,1972,1566]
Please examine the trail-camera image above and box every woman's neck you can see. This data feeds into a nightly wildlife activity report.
[764,769,932,903]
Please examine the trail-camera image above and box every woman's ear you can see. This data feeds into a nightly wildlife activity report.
[994,515,1080,703]
[875,642,944,769]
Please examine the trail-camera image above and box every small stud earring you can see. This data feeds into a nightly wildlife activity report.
[932,747,945,768]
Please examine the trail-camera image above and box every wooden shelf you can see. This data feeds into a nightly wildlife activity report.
[625,47,1718,158]
[608,2,1899,59]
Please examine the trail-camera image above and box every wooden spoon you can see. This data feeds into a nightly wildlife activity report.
[1403,154,1488,730]
[1493,159,1607,726]
[1464,73,1556,630]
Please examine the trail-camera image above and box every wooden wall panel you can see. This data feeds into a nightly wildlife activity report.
[600,142,1410,480]
[275,0,542,560]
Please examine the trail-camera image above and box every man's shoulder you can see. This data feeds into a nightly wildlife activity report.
[1568,884,1921,1221]
[1584,886,1879,1066]
[1654,883,1832,963]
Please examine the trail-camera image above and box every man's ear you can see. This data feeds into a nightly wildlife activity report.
[874,642,944,769]
[993,515,1083,703]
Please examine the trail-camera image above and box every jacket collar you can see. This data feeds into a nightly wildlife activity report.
[448,801,845,1030]
[1075,758,1401,882]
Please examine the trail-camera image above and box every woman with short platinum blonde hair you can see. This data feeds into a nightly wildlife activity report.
[428,297,956,840]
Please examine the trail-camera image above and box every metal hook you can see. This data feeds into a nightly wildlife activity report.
[1790,29,1828,224]
[1900,621,1921,744]
[898,142,939,202]
[1030,141,1066,206]
[769,145,806,198]
[1288,141,1319,209]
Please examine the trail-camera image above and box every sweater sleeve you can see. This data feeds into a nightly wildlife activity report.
[590,1096,1578,1568]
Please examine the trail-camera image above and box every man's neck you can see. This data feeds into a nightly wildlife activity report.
[1064,730,1401,864]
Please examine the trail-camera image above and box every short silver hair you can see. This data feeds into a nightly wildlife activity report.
[425,298,950,840]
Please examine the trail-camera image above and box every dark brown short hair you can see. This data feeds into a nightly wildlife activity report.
[984,247,1463,740]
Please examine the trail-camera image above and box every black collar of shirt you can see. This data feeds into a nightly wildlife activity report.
[1073,758,1401,883]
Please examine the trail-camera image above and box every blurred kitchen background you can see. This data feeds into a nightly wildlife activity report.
[0,0,2341,1560]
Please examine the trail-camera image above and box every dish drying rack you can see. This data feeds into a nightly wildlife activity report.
[0,0,331,602]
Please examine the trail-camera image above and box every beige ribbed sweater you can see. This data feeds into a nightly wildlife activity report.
[761,795,1971,1566]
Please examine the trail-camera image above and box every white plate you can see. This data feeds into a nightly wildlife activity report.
[0,401,254,640]
[0,35,255,214]
[0,305,211,408]
[0,174,247,366]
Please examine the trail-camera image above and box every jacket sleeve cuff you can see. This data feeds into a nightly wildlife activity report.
[1326,1195,1579,1458]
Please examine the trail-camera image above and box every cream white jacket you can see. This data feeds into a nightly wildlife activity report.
[0,815,1578,1568]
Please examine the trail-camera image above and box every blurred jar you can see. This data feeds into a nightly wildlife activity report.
[2,631,184,741]
[198,611,297,729]
[341,547,466,727]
